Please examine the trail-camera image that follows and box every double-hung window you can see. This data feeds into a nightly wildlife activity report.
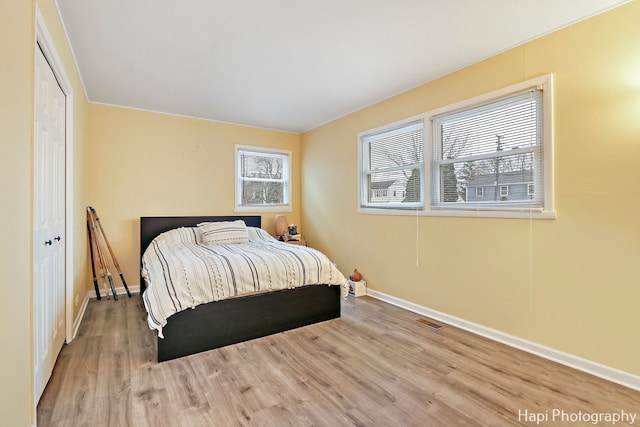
[431,78,550,212]
[358,74,553,218]
[359,120,425,210]
[235,145,291,211]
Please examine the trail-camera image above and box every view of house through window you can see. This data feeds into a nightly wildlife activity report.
[358,75,552,217]
[236,146,290,208]
[359,120,424,209]
[432,88,544,210]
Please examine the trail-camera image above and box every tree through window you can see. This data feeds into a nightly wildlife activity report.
[236,146,291,209]
[432,87,545,210]
[357,75,553,218]
[359,120,425,209]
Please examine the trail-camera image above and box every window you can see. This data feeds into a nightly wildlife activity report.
[357,75,553,218]
[235,146,291,211]
[359,120,425,210]
[373,189,388,199]
[431,74,552,215]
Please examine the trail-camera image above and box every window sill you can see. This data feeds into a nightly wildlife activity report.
[234,205,293,213]
[358,206,556,219]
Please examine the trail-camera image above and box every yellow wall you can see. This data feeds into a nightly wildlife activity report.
[301,2,640,376]
[87,104,301,288]
[0,0,90,425]
[0,1,36,425]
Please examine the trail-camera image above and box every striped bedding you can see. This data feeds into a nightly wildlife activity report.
[142,225,348,337]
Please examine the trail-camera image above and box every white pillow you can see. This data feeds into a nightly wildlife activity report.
[154,227,199,245]
[198,220,248,246]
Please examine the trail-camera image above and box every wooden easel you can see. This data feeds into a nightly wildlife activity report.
[86,206,131,300]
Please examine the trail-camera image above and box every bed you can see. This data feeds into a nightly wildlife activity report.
[140,215,347,362]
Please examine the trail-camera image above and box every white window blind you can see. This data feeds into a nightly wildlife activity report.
[360,120,424,209]
[432,88,544,210]
[236,147,290,207]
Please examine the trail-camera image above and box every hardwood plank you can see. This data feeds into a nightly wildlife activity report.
[38,295,640,426]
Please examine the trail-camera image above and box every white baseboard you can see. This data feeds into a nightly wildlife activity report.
[93,284,141,299]
[366,288,640,392]
[69,292,90,342]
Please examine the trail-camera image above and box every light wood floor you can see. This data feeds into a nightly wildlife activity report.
[38,295,639,426]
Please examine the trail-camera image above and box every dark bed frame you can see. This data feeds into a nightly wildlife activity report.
[140,215,341,362]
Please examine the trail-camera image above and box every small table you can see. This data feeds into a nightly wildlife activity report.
[285,238,307,246]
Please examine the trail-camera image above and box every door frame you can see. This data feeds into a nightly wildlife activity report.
[33,5,75,402]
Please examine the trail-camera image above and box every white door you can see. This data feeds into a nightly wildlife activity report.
[34,45,66,403]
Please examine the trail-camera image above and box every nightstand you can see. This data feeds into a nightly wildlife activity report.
[285,238,307,246]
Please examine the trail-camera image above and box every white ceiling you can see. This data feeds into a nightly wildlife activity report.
[56,0,628,133]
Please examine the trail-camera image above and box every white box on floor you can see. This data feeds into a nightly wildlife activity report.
[348,280,366,297]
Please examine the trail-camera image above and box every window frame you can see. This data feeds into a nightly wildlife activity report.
[234,145,292,213]
[357,74,555,219]
[358,118,426,212]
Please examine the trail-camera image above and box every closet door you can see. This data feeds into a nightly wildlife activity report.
[33,45,66,403]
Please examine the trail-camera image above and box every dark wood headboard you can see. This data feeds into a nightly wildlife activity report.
[140,215,262,256]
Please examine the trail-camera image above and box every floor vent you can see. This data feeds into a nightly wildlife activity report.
[416,318,443,330]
